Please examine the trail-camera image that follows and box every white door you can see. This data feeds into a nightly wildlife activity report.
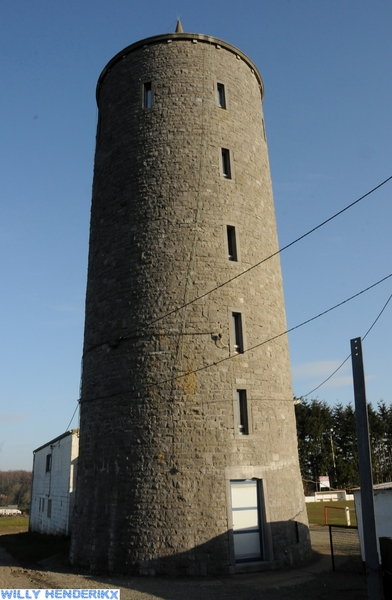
[230,479,263,562]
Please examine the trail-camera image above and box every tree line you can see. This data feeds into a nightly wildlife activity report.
[0,470,31,510]
[2,401,392,506]
[295,399,392,494]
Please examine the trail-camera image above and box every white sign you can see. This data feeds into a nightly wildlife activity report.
[319,476,330,489]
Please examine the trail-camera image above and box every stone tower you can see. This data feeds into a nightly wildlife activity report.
[70,23,311,576]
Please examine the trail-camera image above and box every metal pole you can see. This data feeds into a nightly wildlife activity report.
[350,337,384,600]
[329,525,335,572]
[329,428,336,487]
[329,428,336,470]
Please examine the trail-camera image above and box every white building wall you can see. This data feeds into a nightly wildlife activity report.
[354,485,392,562]
[30,430,79,536]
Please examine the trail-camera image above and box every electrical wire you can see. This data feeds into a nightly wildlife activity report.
[79,271,392,404]
[301,292,392,398]
[65,402,79,432]
[146,272,392,388]
[83,174,392,357]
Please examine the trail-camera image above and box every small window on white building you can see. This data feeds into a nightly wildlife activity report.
[45,454,52,473]
[47,499,52,519]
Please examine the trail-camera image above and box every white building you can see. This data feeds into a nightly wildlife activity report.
[353,482,392,562]
[0,507,22,515]
[29,429,79,536]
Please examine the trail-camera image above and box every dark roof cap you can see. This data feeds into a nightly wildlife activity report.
[33,429,79,454]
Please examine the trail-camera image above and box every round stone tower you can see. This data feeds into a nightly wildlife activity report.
[70,23,311,576]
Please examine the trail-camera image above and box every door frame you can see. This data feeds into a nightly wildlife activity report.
[225,467,274,568]
[230,479,264,562]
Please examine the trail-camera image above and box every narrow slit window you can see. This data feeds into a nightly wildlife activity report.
[47,499,52,519]
[227,225,237,261]
[143,82,152,108]
[222,148,231,178]
[217,83,226,108]
[45,454,52,473]
[237,390,249,435]
[232,312,244,353]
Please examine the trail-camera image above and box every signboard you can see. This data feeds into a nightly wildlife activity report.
[319,475,330,489]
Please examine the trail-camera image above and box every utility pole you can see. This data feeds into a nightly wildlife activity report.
[350,337,384,600]
[329,428,336,487]
[329,429,336,469]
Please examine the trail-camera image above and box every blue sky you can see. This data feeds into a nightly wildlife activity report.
[1,0,391,470]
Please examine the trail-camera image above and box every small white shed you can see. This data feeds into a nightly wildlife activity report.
[29,429,79,536]
[0,507,22,515]
[353,482,392,562]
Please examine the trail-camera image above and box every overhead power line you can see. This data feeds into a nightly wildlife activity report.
[65,402,79,432]
[145,272,392,389]
[84,174,392,357]
[128,176,392,330]
[80,271,392,404]
[301,292,392,398]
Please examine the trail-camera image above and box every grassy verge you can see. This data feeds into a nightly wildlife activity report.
[0,515,29,529]
[306,500,357,526]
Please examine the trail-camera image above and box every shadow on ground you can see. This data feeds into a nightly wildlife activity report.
[1,527,368,599]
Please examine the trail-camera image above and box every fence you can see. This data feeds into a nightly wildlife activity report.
[324,505,356,526]
[328,525,363,573]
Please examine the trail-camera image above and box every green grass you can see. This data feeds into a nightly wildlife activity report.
[306,500,357,526]
[0,531,70,565]
[0,515,29,529]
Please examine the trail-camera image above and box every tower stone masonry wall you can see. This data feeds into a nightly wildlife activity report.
[70,30,311,576]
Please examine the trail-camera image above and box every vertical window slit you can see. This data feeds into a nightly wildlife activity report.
[227,225,237,261]
[237,390,249,435]
[217,83,226,108]
[222,148,231,178]
[143,82,152,108]
[232,312,244,353]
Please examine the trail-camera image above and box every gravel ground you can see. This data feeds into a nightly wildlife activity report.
[0,527,369,599]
